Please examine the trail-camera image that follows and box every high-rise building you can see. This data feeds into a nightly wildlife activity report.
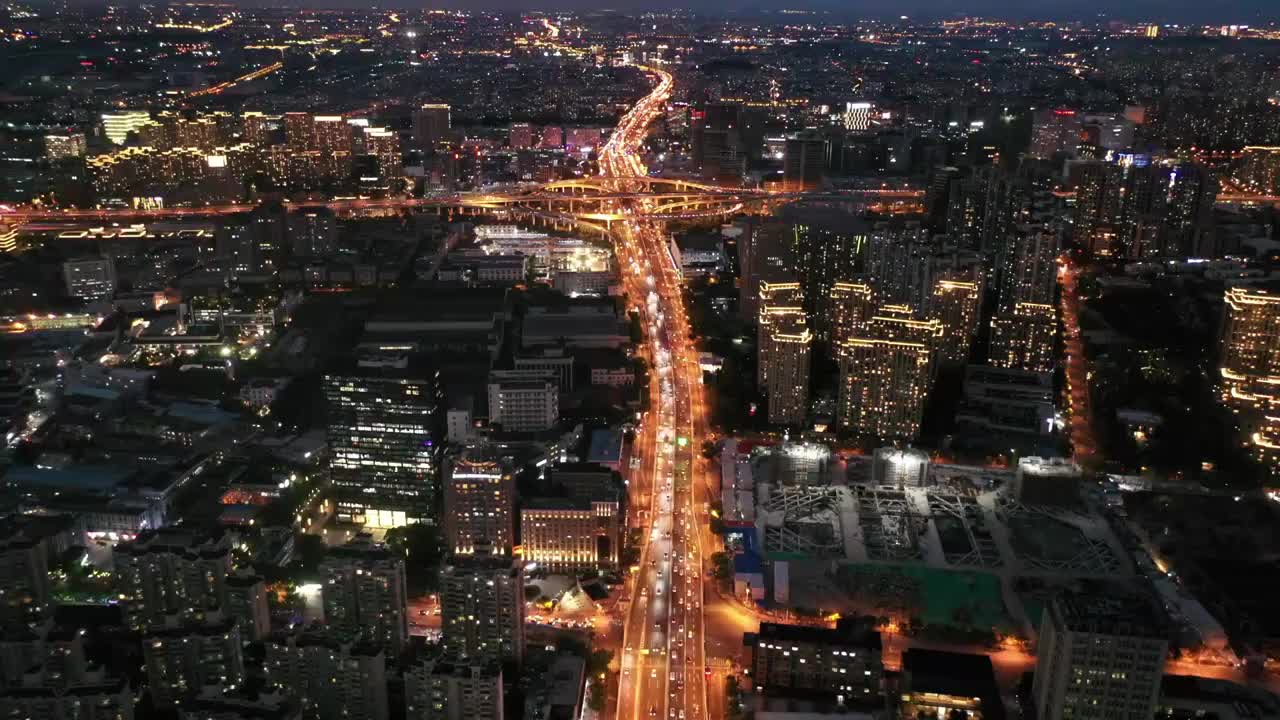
[998,225,1057,312]
[1033,592,1167,720]
[897,649,1003,720]
[101,111,153,145]
[929,278,981,367]
[1029,109,1082,158]
[242,111,280,146]
[363,127,402,179]
[63,257,117,299]
[777,205,868,336]
[443,447,516,555]
[690,103,759,182]
[143,612,244,708]
[44,133,86,159]
[265,630,389,720]
[0,225,17,254]
[956,365,1056,438]
[1218,283,1280,473]
[862,221,933,310]
[405,657,503,720]
[783,131,826,190]
[836,309,941,440]
[439,543,525,666]
[756,279,811,424]
[225,571,270,642]
[414,104,452,152]
[737,219,794,321]
[829,281,877,349]
[318,537,409,654]
[1162,162,1218,257]
[758,308,811,426]
[989,302,1057,373]
[520,494,623,572]
[747,619,883,699]
[287,207,338,257]
[842,102,873,132]
[324,357,442,528]
[486,370,558,432]
[924,166,961,234]
[114,528,233,631]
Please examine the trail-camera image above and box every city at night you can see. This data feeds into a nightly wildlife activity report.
[3,3,1280,720]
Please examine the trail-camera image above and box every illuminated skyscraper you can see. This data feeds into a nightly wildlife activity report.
[443,447,515,555]
[777,205,867,338]
[998,224,1058,312]
[829,280,876,349]
[989,302,1057,373]
[929,278,981,367]
[757,279,809,425]
[759,309,812,426]
[413,103,452,152]
[836,309,941,440]
[100,111,153,145]
[1219,283,1280,472]
[363,127,402,179]
[841,101,872,132]
[44,133,86,159]
[324,357,442,528]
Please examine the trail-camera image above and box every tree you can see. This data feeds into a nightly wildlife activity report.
[586,649,613,676]
[384,523,447,595]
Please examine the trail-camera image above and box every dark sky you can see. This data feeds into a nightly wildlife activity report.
[328,0,1279,23]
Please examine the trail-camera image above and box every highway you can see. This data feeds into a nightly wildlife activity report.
[603,66,711,720]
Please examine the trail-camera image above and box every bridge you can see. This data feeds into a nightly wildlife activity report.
[0,177,924,236]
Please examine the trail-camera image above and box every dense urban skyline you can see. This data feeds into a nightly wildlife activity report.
[4,5,1280,720]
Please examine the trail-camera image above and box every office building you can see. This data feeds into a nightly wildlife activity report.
[747,619,883,700]
[836,309,941,440]
[690,102,759,182]
[63,257,117,300]
[318,537,409,654]
[114,528,233,631]
[956,365,1056,438]
[142,612,244,708]
[513,348,574,391]
[1033,592,1167,720]
[547,462,620,501]
[101,111,153,145]
[929,278,981,367]
[439,544,525,666]
[324,358,441,528]
[520,494,622,572]
[1218,283,1280,472]
[265,630,388,720]
[44,133,86,159]
[405,657,503,720]
[443,447,516,555]
[1029,109,1082,159]
[363,127,402,179]
[989,302,1057,373]
[487,370,559,432]
[783,131,826,190]
[871,447,931,487]
[842,102,873,132]
[413,104,452,152]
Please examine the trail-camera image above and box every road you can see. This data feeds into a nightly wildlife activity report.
[1058,261,1099,463]
[602,65,715,720]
